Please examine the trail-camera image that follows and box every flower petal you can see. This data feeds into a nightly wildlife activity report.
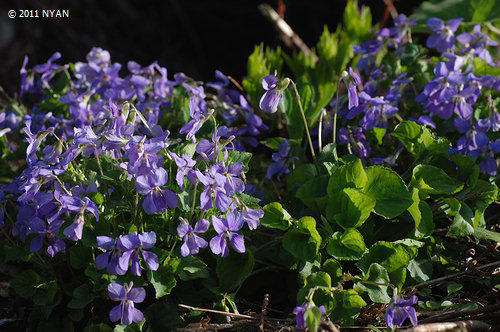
[109,304,122,322]
[142,251,159,271]
[128,287,146,303]
[108,283,126,301]
[229,234,245,253]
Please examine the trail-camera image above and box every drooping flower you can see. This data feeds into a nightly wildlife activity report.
[62,197,100,241]
[259,71,284,113]
[177,217,209,257]
[385,295,418,330]
[266,139,298,181]
[108,282,145,325]
[293,303,326,329]
[341,67,362,110]
[209,210,245,258]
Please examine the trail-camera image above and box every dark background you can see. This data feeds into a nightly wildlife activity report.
[0,0,424,96]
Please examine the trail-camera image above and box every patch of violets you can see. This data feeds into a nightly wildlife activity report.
[347,15,500,175]
[1,14,498,328]
[2,46,265,326]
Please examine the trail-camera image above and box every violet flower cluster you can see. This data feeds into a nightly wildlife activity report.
[347,16,500,173]
[96,231,159,276]
[0,47,266,327]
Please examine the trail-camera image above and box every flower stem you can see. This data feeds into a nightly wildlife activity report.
[318,109,326,152]
[290,81,316,163]
[333,79,342,145]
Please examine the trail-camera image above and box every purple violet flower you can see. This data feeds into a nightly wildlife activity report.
[457,25,499,66]
[135,167,178,214]
[62,197,99,241]
[478,140,500,176]
[426,18,463,53]
[293,303,326,329]
[177,217,209,257]
[210,211,245,258]
[28,218,66,257]
[108,282,145,325]
[95,235,127,275]
[266,139,298,181]
[259,71,283,113]
[342,67,362,110]
[384,295,418,329]
[118,231,159,276]
[195,169,231,212]
[171,152,197,189]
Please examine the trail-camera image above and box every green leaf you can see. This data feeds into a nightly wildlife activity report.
[226,150,252,172]
[344,0,372,42]
[364,166,413,219]
[216,250,254,291]
[355,263,391,303]
[69,246,93,269]
[329,289,366,326]
[283,216,322,261]
[411,0,500,23]
[260,137,287,151]
[314,83,336,118]
[296,175,329,214]
[372,127,386,145]
[326,228,366,260]
[305,306,323,332]
[147,257,178,299]
[400,43,422,66]
[442,198,462,217]
[260,202,292,230]
[235,193,261,207]
[33,280,58,306]
[448,155,479,188]
[357,241,410,289]
[297,271,331,302]
[88,192,104,205]
[144,301,184,330]
[411,164,462,196]
[287,163,318,193]
[11,269,39,298]
[407,188,435,238]
[447,282,463,296]
[326,188,375,229]
[408,258,433,283]
[474,227,500,242]
[67,284,94,309]
[327,158,367,196]
[322,259,343,284]
[474,58,500,76]
[391,121,423,155]
[178,256,209,280]
[447,202,474,237]
[2,243,33,262]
